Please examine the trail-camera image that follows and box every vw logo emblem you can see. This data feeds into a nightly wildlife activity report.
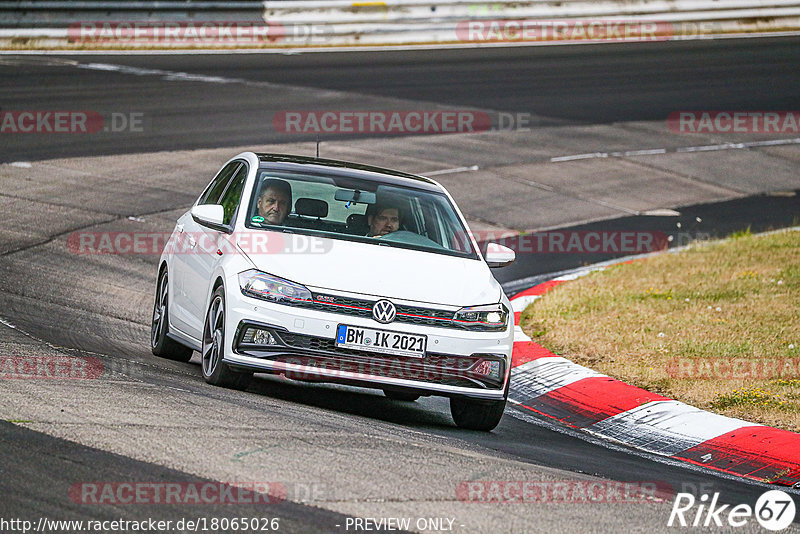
[372,300,396,324]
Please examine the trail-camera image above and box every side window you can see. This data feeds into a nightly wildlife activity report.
[198,162,241,205]
[218,164,248,225]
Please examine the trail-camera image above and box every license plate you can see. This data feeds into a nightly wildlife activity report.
[335,325,426,358]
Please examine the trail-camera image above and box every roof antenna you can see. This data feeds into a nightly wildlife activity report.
[316,134,320,158]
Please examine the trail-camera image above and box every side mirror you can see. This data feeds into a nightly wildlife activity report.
[191,204,226,231]
[484,242,515,268]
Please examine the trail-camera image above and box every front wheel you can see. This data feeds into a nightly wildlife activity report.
[151,269,193,362]
[450,396,507,431]
[201,286,252,390]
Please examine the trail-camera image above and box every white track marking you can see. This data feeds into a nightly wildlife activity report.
[510,357,606,400]
[588,400,754,456]
[0,317,19,329]
[506,404,799,494]
[641,208,681,216]
[513,325,531,342]
[615,148,668,156]
[509,294,541,314]
[551,152,608,162]
[551,137,800,163]
[424,165,479,176]
[79,62,249,85]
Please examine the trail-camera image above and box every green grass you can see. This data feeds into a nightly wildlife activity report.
[520,228,800,431]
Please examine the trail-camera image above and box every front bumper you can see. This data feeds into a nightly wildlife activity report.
[224,294,513,400]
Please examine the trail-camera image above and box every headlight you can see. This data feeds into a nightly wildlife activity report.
[238,269,312,305]
[452,303,509,331]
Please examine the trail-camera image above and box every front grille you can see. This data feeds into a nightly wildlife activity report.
[305,296,373,320]
[279,332,336,352]
[309,292,457,328]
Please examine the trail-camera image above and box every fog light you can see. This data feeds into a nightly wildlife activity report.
[472,360,501,379]
[242,327,278,346]
[253,329,278,345]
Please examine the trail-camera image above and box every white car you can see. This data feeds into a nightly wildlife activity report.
[151,152,516,430]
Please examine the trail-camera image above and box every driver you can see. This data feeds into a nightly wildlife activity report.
[367,204,402,237]
[256,179,292,225]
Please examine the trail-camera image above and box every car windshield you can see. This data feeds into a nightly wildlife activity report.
[245,169,477,259]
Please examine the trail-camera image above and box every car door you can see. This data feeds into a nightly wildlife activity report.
[182,161,248,339]
[170,161,241,336]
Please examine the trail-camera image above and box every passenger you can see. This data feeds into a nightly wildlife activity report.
[256,179,292,225]
[366,203,402,237]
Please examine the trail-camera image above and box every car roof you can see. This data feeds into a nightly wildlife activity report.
[256,153,442,192]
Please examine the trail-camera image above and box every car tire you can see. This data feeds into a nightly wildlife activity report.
[450,396,507,431]
[151,269,194,362]
[201,286,252,390]
[383,389,421,402]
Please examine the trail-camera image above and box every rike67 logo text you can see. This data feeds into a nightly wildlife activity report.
[668,490,796,531]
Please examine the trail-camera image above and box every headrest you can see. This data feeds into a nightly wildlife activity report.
[295,198,328,218]
[347,213,368,228]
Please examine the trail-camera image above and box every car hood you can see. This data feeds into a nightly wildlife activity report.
[238,233,502,307]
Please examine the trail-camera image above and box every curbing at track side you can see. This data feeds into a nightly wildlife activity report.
[507,253,800,488]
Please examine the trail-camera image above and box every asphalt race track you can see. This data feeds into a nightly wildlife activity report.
[2,37,800,161]
[1,38,800,533]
